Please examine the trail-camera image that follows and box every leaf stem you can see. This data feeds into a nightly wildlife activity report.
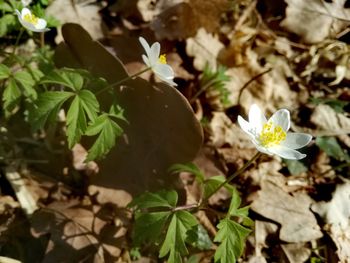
[201,152,261,204]
[190,78,217,103]
[12,28,25,55]
[95,67,152,96]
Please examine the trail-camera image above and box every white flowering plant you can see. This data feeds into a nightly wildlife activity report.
[0,3,332,263]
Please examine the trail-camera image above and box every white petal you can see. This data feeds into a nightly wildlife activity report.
[35,18,47,30]
[269,109,290,131]
[254,143,273,156]
[142,54,151,67]
[154,65,177,86]
[249,104,267,133]
[280,133,312,149]
[139,37,152,60]
[149,42,160,65]
[15,9,21,17]
[153,63,174,80]
[237,116,253,136]
[269,146,306,160]
[21,7,31,18]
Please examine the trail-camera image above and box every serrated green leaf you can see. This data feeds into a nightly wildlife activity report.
[0,64,11,80]
[13,71,37,99]
[159,211,198,263]
[66,90,99,148]
[30,91,73,130]
[85,114,123,161]
[133,211,171,246]
[186,224,213,250]
[227,189,253,227]
[40,68,84,91]
[66,96,87,148]
[284,159,308,175]
[214,218,251,263]
[168,163,205,183]
[316,136,349,161]
[3,78,21,111]
[204,175,235,200]
[129,190,178,210]
[227,187,241,216]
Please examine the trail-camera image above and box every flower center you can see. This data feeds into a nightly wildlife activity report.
[158,54,167,64]
[23,13,38,25]
[259,122,286,147]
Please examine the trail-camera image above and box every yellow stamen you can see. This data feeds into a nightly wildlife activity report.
[259,122,286,147]
[158,54,167,64]
[23,13,38,25]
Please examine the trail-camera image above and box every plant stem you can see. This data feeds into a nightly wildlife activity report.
[202,152,262,204]
[190,78,217,103]
[40,32,45,48]
[95,67,151,96]
[12,28,25,55]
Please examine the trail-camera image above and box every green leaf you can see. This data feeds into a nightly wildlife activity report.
[186,224,213,250]
[85,113,123,161]
[40,68,84,91]
[0,1,13,12]
[316,137,349,161]
[159,211,198,263]
[227,189,254,227]
[0,64,11,80]
[214,218,251,263]
[3,78,21,111]
[129,190,178,210]
[66,90,99,148]
[204,175,235,200]
[30,91,73,130]
[0,14,16,37]
[168,163,205,183]
[13,71,37,99]
[133,211,171,246]
[284,159,308,175]
[310,97,349,113]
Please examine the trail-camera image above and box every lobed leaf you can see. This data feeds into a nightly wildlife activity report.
[168,163,205,183]
[66,90,99,148]
[85,113,123,161]
[214,218,251,263]
[29,91,73,130]
[159,211,198,263]
[40,68,84,91]
[0,64,11,80]
[129,190,178,210]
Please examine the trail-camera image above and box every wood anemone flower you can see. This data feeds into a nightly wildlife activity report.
[139,37,177,86]
[15,8,49,33]
[238,104,312,160]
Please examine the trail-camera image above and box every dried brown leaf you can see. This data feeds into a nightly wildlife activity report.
[251,180,323,243]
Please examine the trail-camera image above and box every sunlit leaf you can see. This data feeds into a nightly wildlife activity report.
[159,211,198,263]
[214,218,251,263]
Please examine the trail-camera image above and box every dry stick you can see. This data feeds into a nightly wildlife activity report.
[232,0,257,33]
[237,68,272,105]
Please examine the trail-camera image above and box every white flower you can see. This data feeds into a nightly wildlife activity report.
[21,0,32,7]
[238,104,312,160]
[15,8,49,32]
[139,37,177,86]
